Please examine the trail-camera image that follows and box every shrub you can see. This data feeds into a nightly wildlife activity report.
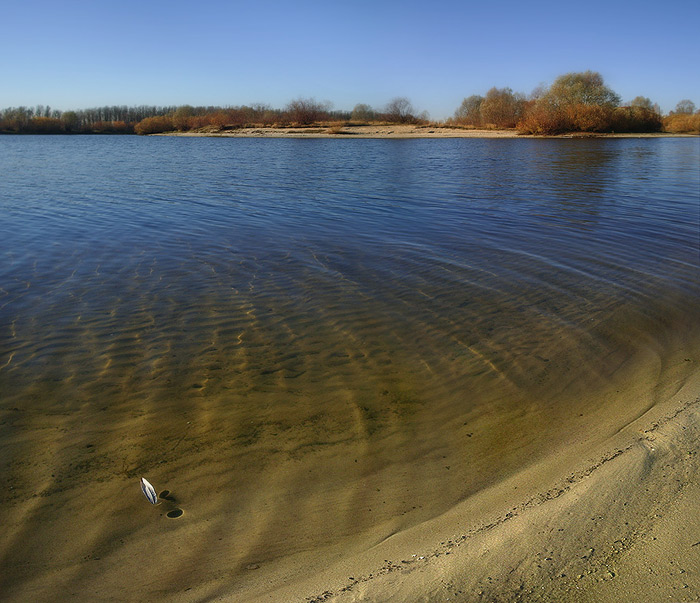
[172,106,194,131]
[134,115,174,135]
[206,111,230,128]
[611,107,662,133]
[567,103,614,132]
[27,117,65,133]
[663,113,700,133]
[327,123,345,134]
[92,120,134,134]
[517,99,570,134]
[284,98,331,125]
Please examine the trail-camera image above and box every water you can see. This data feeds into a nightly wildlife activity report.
[1,135,699,597]
[2,137,697,405]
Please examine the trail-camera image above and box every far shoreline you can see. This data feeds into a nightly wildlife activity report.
[154,124,698,139]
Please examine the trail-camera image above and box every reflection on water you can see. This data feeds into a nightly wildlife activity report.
[0,136,698,596]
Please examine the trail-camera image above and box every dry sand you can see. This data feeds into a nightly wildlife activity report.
[160,125,520,138]
[157,124,691,139]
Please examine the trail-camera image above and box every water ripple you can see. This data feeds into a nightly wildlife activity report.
[0,135,698,598]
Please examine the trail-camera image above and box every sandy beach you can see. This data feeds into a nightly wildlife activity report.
[159,125,521,138]
[157,124,693,139]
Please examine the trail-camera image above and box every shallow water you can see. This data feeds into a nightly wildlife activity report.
[1,135,698,597]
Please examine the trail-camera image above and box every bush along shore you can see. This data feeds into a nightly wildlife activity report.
[2,71,698,136]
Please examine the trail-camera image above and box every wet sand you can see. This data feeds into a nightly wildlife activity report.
[308,363,700,602]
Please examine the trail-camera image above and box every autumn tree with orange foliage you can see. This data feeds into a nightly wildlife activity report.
[479,88,525,128]
[133,115,175,135]
[663,99,700,133]
[517,71,622,134]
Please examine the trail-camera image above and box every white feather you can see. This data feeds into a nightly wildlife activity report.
[140,477,158,505]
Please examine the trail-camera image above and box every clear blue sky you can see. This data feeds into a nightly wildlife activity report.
[2,0,698,119]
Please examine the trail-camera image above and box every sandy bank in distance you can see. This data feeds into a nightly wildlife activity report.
[156,124,693,139]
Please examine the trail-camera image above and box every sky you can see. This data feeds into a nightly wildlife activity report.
[2,0,699,119]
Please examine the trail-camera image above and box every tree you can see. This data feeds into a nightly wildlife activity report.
[530,84,548,100]
[453,95,483,125]
[518,71,621,134]
[61,111,79,132]
[385,97,415,123]
[674,99,696,114]
[172,105,194,131]
[517,96,570,134]
[479,87,525,128]
[284,98,331,124]
[630,96,654,111]
[546,71,620,108]
[351,103,375,121]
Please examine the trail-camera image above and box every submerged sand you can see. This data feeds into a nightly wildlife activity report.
[2,324,699,602]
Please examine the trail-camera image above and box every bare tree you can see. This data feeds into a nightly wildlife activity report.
[629,96,654,111]
[284,98,331,124]
[674,99,696,114]
[385,97,415,123]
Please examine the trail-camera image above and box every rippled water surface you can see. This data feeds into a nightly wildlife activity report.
[1,135,699,596]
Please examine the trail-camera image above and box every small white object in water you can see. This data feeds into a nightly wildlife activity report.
[141,477,158,505]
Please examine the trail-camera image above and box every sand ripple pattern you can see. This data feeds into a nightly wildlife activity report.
[0,136,698,600]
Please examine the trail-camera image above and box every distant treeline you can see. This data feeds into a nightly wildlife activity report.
[0,101,356,135]
[0,105,178,134]
[1,71,698,135]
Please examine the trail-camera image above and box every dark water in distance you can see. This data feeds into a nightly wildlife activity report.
[1,136,699,537]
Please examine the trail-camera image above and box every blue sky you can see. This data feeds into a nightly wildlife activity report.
[2,0,699,119]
